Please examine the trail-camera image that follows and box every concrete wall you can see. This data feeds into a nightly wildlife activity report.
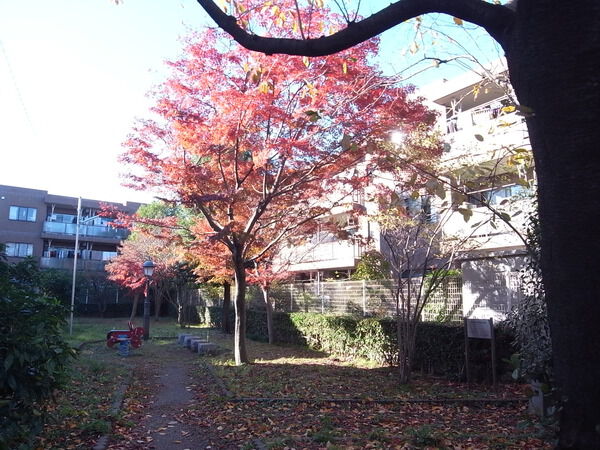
[461,255,526,321]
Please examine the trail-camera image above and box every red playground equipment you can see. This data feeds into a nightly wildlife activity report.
[106,321,145,349]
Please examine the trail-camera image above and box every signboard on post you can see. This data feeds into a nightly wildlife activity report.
[466,318,493,339]
[464,318,497,386]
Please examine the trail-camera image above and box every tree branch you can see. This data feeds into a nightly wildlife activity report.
[196,0,514,56]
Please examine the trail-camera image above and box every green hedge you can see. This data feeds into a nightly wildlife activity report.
[207,307,515,381]
[74,301,172,318]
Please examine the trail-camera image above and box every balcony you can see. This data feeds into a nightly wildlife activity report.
[443,197,531,251]
[287,239,363,271]
[443,98,530,160]
[40,257,107,272]
[42,221,128,240]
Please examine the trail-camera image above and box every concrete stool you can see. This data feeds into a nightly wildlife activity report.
[183,335,203,348]
[190,338,209,352]
[197,342,219,355]
[178,333,194,345]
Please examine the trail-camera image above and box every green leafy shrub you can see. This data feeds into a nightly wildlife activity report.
[207,307,515,379]
[0,258,76,449]
[350,251,390,280]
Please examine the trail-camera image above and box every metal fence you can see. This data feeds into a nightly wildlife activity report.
[243,277,464,323]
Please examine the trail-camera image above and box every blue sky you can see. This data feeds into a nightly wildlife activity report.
[0,0,502,204]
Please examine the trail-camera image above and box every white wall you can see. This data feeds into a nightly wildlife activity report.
[461,255,526,321]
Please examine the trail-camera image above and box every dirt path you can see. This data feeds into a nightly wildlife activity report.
[142,361,208,450]
[108,341,210,450]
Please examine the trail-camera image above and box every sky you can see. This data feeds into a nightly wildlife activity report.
[0,0,503,205]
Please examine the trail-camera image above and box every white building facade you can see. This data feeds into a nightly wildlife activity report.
[426,62,533,320]
[283,62,533,320]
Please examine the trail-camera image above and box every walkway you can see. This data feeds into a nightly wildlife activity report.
[107,341,210,450]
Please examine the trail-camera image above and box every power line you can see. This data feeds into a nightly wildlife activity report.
[0,38,36,134]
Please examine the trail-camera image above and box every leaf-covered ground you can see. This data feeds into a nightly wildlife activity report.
[33,318,185,449]
[34,344,130,450]
[32,320,553,449]
[106,331,554,449]
[206,334,527,401]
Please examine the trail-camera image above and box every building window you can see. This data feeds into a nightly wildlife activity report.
[351,189,364,205]
[346,215,358,228]
[403,194,437,223]
[468,184,531,207]
[5,242,33,258]
[9,206,37,222]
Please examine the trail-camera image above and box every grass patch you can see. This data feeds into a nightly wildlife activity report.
[405,424,443,447]
[310,415,338,444]
[64,317,203,346]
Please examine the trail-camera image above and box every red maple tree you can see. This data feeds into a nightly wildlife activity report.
[105,227,183,322]
[120,9,434,363]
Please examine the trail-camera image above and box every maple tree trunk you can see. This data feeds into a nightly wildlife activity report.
[395,289,414,384]
[233,259,249,365]
[504,2,600,447]
[129,291,140,322]
[222,282,232,334]
[396,318,416,384]
[396,318,407,384]
[262,287,274,345]
[177,304,183,326]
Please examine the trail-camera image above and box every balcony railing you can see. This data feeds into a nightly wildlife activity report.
[285,239,363,272]
[445,97,524,135]
[40,257,107,271]
[42,221,128,239]
[44,249,117,260]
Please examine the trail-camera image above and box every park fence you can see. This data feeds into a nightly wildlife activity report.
[236,277,463,323]
[73,277,463,323]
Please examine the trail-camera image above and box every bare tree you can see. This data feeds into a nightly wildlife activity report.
[377,202,482,383]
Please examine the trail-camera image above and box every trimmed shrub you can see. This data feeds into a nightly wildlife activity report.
[207,307,515,380]
[74,300,172,318]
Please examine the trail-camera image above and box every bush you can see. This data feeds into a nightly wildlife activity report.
[206,306,515,380]
[505,203,552,382]
[0,258,76,449]
[74,299,171,318]
[350,251,390,280]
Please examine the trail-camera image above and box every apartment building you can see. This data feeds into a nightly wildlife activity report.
[0,184,141,273]
[285,63,533,320]
[284,191,368,282]
[426,64,533,320]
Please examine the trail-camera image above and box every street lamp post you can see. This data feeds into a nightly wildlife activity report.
[142,260,155,341]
